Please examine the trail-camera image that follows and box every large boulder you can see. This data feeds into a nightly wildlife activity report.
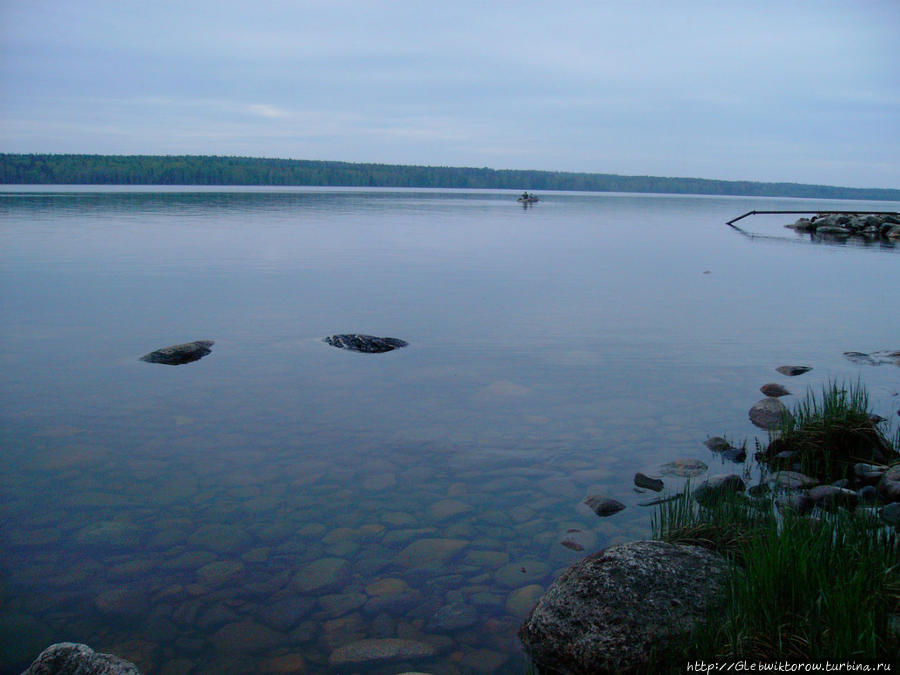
[21,643,141,675]
[519,540,731,674]
[323,334,408,353]
[139,340,213,365]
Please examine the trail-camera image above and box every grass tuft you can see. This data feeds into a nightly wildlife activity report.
[654,489,899,663]
[762,379,897,480]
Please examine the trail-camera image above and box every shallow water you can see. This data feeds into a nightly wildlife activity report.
[1,187,898,674]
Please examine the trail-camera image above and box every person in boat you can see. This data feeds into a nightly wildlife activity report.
[521,191,530,200]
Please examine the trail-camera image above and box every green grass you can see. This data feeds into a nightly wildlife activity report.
[763,379,897,480]
[653,487,899,663]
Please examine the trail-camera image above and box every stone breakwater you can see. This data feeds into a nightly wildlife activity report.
[785,213,900,240]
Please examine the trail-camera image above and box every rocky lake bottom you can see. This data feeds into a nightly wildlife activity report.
[2,424,687,675]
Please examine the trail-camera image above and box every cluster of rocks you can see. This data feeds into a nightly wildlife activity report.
[785,212,900,241]
[139,334,409,366]
[519,361,900,673]
[746,365,809,430]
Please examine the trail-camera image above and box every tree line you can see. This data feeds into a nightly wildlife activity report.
[1,154,898,201]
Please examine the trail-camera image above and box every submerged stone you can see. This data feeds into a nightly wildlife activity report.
[140,340,214,365]
[328,638,434,666]
[702,436,731,452]
[703,437,746,463]
[582,495,625,517]
[427,601,479,631]
[323,334,408,353]
[293,558,349,594]
[659,458,708,478]
[397,538,467,568]
[844,350,900,367]
[506,584,545,619]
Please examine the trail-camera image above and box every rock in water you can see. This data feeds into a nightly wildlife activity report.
[519,541,730,674]
[582,495,625,517]
[634,472,664,492]
[749,397,791,430]
[843,351,879,366]
[323,334,408,353]
[702,437,746,463]
[775,365,812,376]
[140,340,213,365]
[760,383,791,397]
[703,436,731,452]
[21,642,141,675]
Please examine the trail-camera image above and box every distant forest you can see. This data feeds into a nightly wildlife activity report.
[2,154,899,201]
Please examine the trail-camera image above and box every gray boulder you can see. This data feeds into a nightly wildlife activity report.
[139,340,213,365]
[323,334,408,353]
[20,643,141,675]
[519,540,731,674]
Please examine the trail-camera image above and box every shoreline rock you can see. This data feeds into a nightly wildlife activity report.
[519,540,731,673]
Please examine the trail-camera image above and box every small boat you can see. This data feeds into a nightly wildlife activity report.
[517,192,540,204]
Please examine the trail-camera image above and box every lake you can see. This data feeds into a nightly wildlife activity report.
[1,186,898,674]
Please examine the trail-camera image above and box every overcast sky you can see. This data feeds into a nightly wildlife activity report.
[1,1,898,188]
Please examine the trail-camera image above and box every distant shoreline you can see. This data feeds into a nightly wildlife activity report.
[2,154,899,201]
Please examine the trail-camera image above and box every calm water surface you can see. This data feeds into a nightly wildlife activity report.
[1,187,898,674]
